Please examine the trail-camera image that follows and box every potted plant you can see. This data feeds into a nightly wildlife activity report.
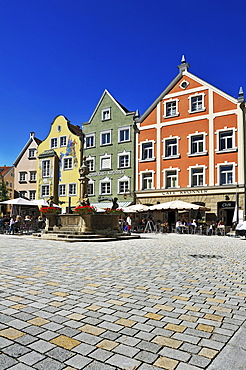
[73,205,97,214]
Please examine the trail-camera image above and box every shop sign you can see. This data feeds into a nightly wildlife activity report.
[217,201,235,209]
[88,169,125,177]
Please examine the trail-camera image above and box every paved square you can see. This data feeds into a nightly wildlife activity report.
[0,233,246,369]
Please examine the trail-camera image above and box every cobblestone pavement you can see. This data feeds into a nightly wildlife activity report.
[0,233,246,370]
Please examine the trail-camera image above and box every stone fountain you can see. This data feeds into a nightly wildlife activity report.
[40,136,139,242]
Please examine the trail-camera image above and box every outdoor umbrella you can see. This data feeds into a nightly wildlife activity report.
[0,197,37,216]
[123,204,149,212]
[148,200,209,211]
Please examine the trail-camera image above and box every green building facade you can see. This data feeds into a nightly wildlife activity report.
[83,90,138,209]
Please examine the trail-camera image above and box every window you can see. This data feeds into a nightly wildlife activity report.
[118,127,130,142]
[164,138,178,158]
[141,142,154,160]
[100,177,111,195]
[165,100,178,117]
[218,130,234,151]
[191,135,204,154]
[51,138,58,148]
[118,176,130,194]
[19,191,27,198]
[102,108,111,121]
[165,170,178,188]
[29,148,36,158]
[29,171,36,182]
[60,136,67,147]
[191,168,204,187]
[118,152,130,168]
[86,157,95,172]
[188,133,207,156]
[85,134,95,148]
[59,184,66,196]
[100,130,111,146]
[88,180,94,196]
[41,185,49,197]
[100,154,111,170]
[63,157,73,170]
[68,183,77,196]
[219,165,234,185]
[142,172,153,190]
[42,160,50,178]
[19,172,26,182]
[29,190,36,200]
[189,94,205,113]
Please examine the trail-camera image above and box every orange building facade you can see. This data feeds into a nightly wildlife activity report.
[135,58,246,227]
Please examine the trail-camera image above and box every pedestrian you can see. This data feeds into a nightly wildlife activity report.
[126,215,132,234]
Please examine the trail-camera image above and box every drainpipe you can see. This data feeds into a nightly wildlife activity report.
[238,87,246,220]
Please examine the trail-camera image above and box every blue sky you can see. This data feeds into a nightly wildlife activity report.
[1,0,246,165]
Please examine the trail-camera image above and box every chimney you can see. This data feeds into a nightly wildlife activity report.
[238,87,245,103]
[177,55,190,74]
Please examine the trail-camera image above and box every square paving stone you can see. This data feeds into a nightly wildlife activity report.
[89,347,114,362]
[47,346,75,362]
[106,353,141,369]
[65,354,92,368]
[19,351,45,366]
[0,328,25,340]
[3,343,31,357]
[50,335,81,350]
[33,357,65,370]
[134,350,159,364]
[0,353,18,369]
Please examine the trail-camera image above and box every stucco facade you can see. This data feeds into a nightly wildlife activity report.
[13,132,42,200]
[136,58,246,227]
[36,115,82,212]
[83,90,138,208]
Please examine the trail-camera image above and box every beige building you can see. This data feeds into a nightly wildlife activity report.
[13,132,42,200]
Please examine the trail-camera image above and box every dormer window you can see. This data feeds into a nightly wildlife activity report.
[102,108,111,121]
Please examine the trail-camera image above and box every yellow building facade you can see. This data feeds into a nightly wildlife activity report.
[36,115,83,212]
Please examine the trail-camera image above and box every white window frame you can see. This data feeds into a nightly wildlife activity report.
[188,165,207,187]
[215,127,237,153]
[41,185,50,197]
[19,191,27,198]
[140,140,155,161]
[118,175,130,194]
[100,153,111,170]
[60,136,67,147]
[88,179,95,196]
[42,160,51,178]
[188,132,207,156]
[28,148,36,158]
[29,190,36,200]
[68,183,77,196]
[59,184,66,197]
[100,130,112,146]
[140,171,154,190]
[29,171,36,182]
[85,133,95,148]
[163,168,180,189]
[86,155,95,172]
[63,157,73,170]
[19,172,26,182]
[118,151,130,168]
[118,126,130,143]
[216,162,237,186]
[163,98,179,118]
[188,93,205,113]
[163,136,180,159]
[50,137,58,149]
[102,107,111,121]
[100,177,112,195]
